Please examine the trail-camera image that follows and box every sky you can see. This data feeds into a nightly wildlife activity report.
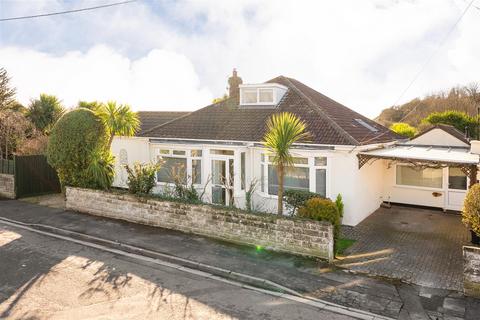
[0,0,479,118]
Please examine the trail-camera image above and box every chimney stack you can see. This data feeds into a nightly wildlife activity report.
[228,68,243,103]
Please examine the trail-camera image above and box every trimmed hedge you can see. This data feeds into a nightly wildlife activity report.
[298,197,341,241]
[47,108,109,189]
[462,183,480,237]
[284,189,320,215]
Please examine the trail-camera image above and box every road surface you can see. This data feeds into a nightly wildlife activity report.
[0,222,354,320]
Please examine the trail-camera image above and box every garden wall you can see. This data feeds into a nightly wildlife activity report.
[66,187,334,260]
[0,174,15,199]
[464,245,480,298]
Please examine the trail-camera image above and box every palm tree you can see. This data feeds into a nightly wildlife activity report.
[26,94,65,134]
[95,101,140,149]
[262,112,309,215]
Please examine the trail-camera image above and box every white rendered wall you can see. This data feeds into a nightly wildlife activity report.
[111,137,150,188]
[409,128,469,147]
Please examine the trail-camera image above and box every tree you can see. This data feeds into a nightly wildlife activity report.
[0,110,32,159]
[77,100,103,110]
[47,108,111,189]
[422,110,477,138]
[26,94,65,134]
[389,122,417,138]
[212,94,228,104]
[95,101,140,149]
[0,68,17,111]
[262,112,309,215]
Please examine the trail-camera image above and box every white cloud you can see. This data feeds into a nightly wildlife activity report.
[1,0,479,117]
[0,46,212,111]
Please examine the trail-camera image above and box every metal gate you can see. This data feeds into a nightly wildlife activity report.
[14,155,61,198]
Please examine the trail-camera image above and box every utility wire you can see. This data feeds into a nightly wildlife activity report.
[356,0,475,148]
[0,0,137,22]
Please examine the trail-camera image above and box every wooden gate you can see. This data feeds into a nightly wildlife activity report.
[14,155,61,198]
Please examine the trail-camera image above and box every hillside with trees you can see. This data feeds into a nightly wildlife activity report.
[376,84,480,132]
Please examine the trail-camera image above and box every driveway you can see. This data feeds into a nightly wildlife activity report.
[340,205,470,291]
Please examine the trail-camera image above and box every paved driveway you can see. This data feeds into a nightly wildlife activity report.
[339,205,470,291]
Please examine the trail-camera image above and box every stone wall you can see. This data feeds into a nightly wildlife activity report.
[66,187,334,260]
[0,174,15,199]
[464,245,480,298]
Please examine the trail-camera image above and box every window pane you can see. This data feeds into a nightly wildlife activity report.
[192,159,202,184]
[261,164,265,192]
[241,152,246,190]
[242,89,257,103]
[261,154,265,162]
[159,149,169,155]
[211,149,234,156]
[191,150,202,157]
[316,169,326,197]
[157,157,187,183]
[172,150,186,156]
[449,167,467,190]
[315,157,327,166]
[259,88,273,103]
[396,165,442,189]
[268,165,309,195]
[292,157,308,165]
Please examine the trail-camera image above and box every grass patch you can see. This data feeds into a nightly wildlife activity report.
[335,238,356,255]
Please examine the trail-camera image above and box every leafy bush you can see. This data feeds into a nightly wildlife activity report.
[125,163,160,195]
[422,110,477,138]
[284,189,320,215]
[462,183,480,237]
[335,194,344,218]
[47,108,110,189]
[86,150,115,190]
[298,197,341,240]
[389,122,417,138]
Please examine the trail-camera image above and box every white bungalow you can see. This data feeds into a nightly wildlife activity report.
[111,70,479,226]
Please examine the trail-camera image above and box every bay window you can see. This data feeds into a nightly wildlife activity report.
[261,154,328,197]
[157,149,202,185]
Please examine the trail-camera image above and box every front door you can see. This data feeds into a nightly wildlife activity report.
[211,158,234,205]
[446,167,468,211]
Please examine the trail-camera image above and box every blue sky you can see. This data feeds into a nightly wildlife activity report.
[0,0,479,117]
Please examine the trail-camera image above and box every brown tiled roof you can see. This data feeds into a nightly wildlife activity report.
[412,124,470,145]
[141,76,401,146]
[137,111,189,135]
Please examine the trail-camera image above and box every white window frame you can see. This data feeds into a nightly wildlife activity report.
[394,163,444,191]
[240,88,275,105]
[260,153,329,198]
[156,148,203,186]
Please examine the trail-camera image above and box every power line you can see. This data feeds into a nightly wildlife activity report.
[356,0,475,147]
[0,0,137,22]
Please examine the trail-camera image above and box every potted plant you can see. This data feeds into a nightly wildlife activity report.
[462,183,480,245]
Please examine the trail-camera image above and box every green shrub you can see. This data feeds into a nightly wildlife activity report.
[125,163,160,195]
[422,110,477,138]
[298,197,341,240]
[389,122,417,138]
[284,189,320,215]
[335,194,344,218]
[47,108,110,189]
[462,183,480,237]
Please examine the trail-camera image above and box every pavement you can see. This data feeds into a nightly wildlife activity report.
[0,222,354,319]
[340,205,469,291]
[1,198,479,319]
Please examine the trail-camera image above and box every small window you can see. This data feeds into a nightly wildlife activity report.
[292,157,308,165]
[261,164,265,192]
[261,154,265,162]
[259,88,274,103]
[192,159,202,184]
[159,149,170,155]
[172,150,186,156]
[449,167,467,190]
[242,89,257,104]
[211,149,234,156]
[241,152,246,190]
[316,169,326,197]
[191,150,202,157]
[355,119,378,132]
[396,165,442,189]
[315,157,327,166]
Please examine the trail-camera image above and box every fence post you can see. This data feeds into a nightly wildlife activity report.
[13,155,18,199]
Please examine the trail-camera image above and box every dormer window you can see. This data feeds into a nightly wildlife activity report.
[239,83,287,107]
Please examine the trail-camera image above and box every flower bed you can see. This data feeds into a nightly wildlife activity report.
[66,187,334,260]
